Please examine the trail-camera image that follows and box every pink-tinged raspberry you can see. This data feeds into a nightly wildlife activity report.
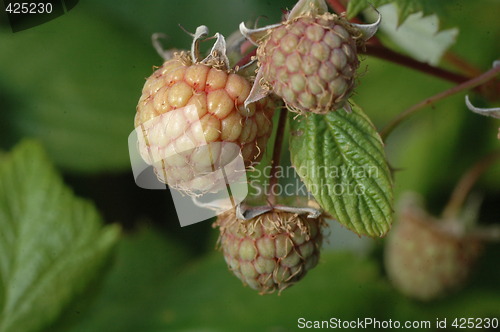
[384,196,483,301]
[240,0,381,114]
[257,14,360,114]
[135,51,275,195]
[215,208,324,294]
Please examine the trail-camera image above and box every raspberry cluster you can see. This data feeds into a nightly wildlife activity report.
[134,0,381,294]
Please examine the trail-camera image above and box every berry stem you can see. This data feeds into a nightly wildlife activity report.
[235,41,257,69]
[380,63,500,140]
[442,150,500,220]
[470,226,500,242]
[327,0,381,45]
[361,44,470,85]
[268,108,288,205]
[327,0,354,19]
[443,51,483,78]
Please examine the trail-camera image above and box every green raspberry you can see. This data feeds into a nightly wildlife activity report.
[257,13,360,114]
[215,208,324,294]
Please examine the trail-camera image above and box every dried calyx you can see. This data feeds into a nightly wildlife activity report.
[152,24,286,74]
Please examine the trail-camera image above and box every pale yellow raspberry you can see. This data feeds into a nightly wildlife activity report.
[135,55,276,195]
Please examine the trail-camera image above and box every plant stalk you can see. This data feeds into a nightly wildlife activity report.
[442,150,500,220]
[268,108,288,205]
[380,63,500,140]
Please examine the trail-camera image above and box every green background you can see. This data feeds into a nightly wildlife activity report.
[0,0,499,331]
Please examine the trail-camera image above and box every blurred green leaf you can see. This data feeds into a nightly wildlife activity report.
[0,140,120,332]
[86,0,289,40]
[0,11,156,173]
[66,237,500,331]
[289,103,393,237]
[347,0,449,26]
[159,252,393,331]
[63,225,192,332]
[159,242,500,331]
[65,237,394,331]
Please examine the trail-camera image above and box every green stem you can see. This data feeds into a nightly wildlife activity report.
[268,108,287,205]
[327,0,351,16]
[443,51,483,78]
[470,227,500,242]
[442,150,500,220]
[380,63,500,140]
[235,41,256,69]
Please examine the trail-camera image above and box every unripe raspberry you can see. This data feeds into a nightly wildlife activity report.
[240,0,381,114]
[135,53,275,194]
[215,208,324,294]
[257,13,360,114]
[384,196,483,301]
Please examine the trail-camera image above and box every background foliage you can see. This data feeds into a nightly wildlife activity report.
[0,0,499,331]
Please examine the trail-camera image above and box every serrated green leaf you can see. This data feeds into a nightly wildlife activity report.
[0,141,120,332]
[289,103,393,237]
[347,0,450,26]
